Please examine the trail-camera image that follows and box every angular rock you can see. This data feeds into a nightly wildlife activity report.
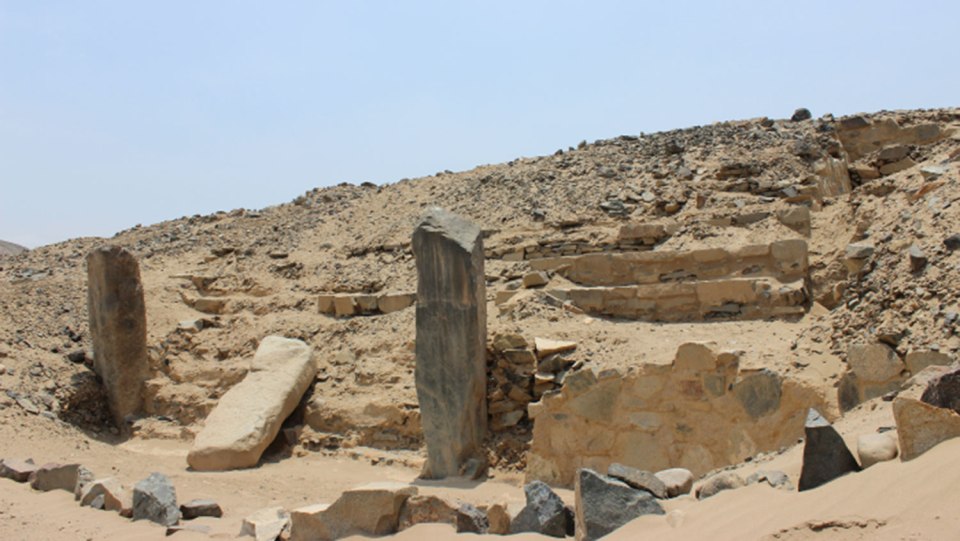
[133,472,180,527]
[696,471,745,499]
[846,343,904,383]
[894,396,960,460]
[905,350,952,375]
[412,208,487,479]
[908,244,927,272]
[242,507,290,541]
[574,468,664,541]
[486,503,511,535]
[511,480,573,537]
[534,337,577,360]
[845,242,874,259]
[857,433,898,468]
[188,336,316,471]
[920,368,960,413]
[74,465,95,500]
[607,463,668,499]
[397,495,457,530]
[30,463,81,492]
[522,271,549,289]
[180,499,223,519]
[654,468,694,498]
[0,458,37,483]
[798,409,861,491]
[86,245,149,426]
[455,503,488,534]
[80,477,126,512]
[289,482,416,541]
[746,470,793,490]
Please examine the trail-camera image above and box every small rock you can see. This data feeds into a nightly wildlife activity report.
[654,468,694,498]
[74,465,95,500]
[180,499,223,519]
[574,469,664,541]
[696,471,745,499]
[242,507,290,541]
[30,463,81,492]
[133,472,180,526]
[920,368,960,413]
[522,271,549,289]
[791,108,812,122]
[511,480,573,538]
[0,458,37,483]
[486,503,511,535]
[80,478,126,512]
[66,350,87,363]
[455,503,488,534]
[845,242,875,259]
[798,409,861,491]
[745,470,793,490]
[944,234,960,251]
[607,463,668,499]
[908,244,927,272]
[857,433,898,468]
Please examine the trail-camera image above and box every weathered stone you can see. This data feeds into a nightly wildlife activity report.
[534,337,577,360]
[486,503,511,535]
[80,478,126,512]
[29,463,81,493]
[696,471,745,499]
[180,499,223,519]
[0,458,36,483]
[166,524,211,536]
[289,482,416,541]
[845,242,875,259]
[188,336,316,471]
[455,503,488,534]
[791,108,812,122]
[944,234,960,251]
[846,343,904,383]
[908,244,927,272]
[920,368,960,413]
[493,333,528,352]
[894,396,960,460]
[574,469,664,541]
[798,409,861,491]
[511,480,573,537]
[674,342,717,372]
[857,433,898,468]
[412,208,487,479]
[86,245,149,426]
[905,350,951,375]
[523,271,550,289]
[654,468,694,498]
[746,470,793,490]
[607,463,668,499]
[133,472,180,526]
[732,369,782,419]
[242,507,290,541]
[74,465,95,500]
[777,206,811,236]
[397,495,457,530]
[378,293,416,314]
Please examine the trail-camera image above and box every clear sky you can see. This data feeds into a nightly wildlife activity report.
[1,1,957,248]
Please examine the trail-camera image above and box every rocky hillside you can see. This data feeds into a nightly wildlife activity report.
[0,107,958,471]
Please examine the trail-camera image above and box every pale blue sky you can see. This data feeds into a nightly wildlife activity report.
[2,1,957,247]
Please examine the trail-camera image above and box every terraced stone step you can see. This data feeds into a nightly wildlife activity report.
[317,292,416,317]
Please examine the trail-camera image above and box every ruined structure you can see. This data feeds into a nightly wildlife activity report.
[412,208,488,479]
[86,245,149,427]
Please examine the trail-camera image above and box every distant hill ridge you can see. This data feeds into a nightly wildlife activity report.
[0,240,28,256]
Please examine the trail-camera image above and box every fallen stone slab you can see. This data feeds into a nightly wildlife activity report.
[607,463,668,499]
[133,472,180,527]
[29,463,81,492]
[696,471,745,499]
[398,495,457,530]
[511,480,573,538]
[241,507,289,541]
[188,336,316,471]
[180,499,223,519]
[534,337,577,360]
[413,208,487,479]
[0,458,37,483]
[654,468,694,498]
[798,409,861,491]
[80,477,126,512]
[857,433,898,468]
[575,468,664,541]
[289,482,417,541]
[894,396,960,460]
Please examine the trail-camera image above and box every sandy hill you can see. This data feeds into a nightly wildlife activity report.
[0,239,27,257]
[0,106,959,539]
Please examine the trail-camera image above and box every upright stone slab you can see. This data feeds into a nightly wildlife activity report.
[798,409,861,491]
[412,208,487,479]
[87,245,148,426]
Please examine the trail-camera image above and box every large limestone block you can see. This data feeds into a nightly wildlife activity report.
[412,208,487,479]
[894,396,960,461]
[289,482,417,541]
[188,336,315,471]
[86,245,149,426]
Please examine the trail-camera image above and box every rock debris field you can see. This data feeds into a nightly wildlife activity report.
[3,107,960,539]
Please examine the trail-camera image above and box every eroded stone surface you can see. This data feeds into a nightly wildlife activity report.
[133,472,180,526]
[289,482,416,541]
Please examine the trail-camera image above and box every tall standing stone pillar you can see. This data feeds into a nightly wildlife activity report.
[87,245,149,428]
[412,208,487,478]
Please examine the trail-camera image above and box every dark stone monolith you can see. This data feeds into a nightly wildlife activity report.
[574,468,664,541]
[798,409,861,491]
[511,480,573,538]
[87,246,148,428]
[412,208,487,479]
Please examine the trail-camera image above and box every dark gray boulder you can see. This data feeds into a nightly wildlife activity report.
[455,503,488,534]
[511,480,573,537]
[920,368,960,413]
[133,472,180,526]
[412,208,487,479]
[574,468,664,541]
[798,409,861,491]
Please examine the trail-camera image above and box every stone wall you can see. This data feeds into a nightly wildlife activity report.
[317,293,416,317]
[486,222,675,261]
[525,342,830,488]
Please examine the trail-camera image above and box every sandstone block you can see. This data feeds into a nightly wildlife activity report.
[242,507,290,541]
[846,343,905,383]
[378,293,416,314]
[133,472,180,526]
[412,208,487,479]
[654,468,694,497]
[80,478,126,512]
[894,396,960,461]
[486,503,511,535]
[523,271,549,288]
[289,483,416,541]
[534,337,577,359]
[397,495,457,530]
[857,433,898,468]
[674,342,717,372]
[798,409,861,491]
[86,245,148,426]
[905,350,950,374]
[29,463,81,493]
[0,458,37,483]
[574,469,663,541]
[188,336,316,471]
